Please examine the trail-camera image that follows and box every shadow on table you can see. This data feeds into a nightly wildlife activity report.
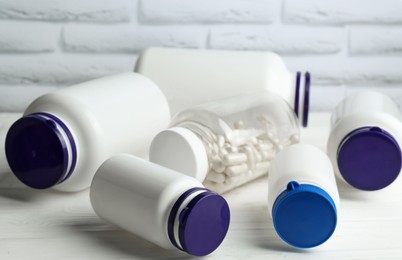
[0,186,64,203]
[63,218,195,260]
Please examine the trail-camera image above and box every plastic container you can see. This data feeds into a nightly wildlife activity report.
[268,144,340,248]
[150,91,300,194]
[135,47,311,127]
[90,154,230,256]
[327,91,402,191]
[0,114,21,178]
[5,73,170,192]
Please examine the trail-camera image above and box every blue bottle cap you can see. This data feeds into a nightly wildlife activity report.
[272,181,337,248]
[5,113,77,189]
[168,188,230,256]
[337,127,402,191]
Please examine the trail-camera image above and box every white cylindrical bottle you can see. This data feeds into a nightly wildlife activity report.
[90,154,230,256]
[268,144,340,248]
[5,73,170,192]
[0,114,21,178]
[150,91,300,194]
[135,47,311,127]
[327,91,402,191]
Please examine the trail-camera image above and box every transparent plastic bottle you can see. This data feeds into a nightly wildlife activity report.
[135,47,311,127]
[268,144,340,248]
[150,91,300,194]
[90,154,230,256]
[327,91,402,191]
[5,73,170,192]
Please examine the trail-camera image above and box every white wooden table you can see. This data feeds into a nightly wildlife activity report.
[1,113,402,260]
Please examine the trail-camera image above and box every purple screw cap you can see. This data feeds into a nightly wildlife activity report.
[337,127,402,191]
[168,188,230,256]
[5,113,77,189]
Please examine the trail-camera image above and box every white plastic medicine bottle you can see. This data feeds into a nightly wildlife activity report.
[150,91,300,194]
[135,47,311,127]
[268,144,340,248]
[327,91,402,191]
[5,73,170,192]
[90,154,230,257]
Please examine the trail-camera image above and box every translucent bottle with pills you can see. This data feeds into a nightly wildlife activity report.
[135,47,311,127]
[150,91,300,194]
[268,144,340,248]
[5,73,170,192]
[90,154,230,256]
[327,91,402,191]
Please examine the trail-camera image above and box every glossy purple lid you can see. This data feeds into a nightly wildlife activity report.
[168,188,230,256]
[337,127,402,191]
[294,71,310,128]
[5,113,76,189]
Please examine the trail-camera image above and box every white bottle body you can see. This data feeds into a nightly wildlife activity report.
[135,47,309,126]
[23,73,170,192]
[327,91,402,187]
[268,144,340,215]
[90,154,203,250]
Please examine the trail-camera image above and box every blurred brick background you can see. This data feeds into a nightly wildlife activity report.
[0,0,402,112]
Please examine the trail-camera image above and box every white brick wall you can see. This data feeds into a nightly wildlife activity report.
[0,0,401,112]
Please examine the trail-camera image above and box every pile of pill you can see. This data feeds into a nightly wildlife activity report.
[202,119,299,194]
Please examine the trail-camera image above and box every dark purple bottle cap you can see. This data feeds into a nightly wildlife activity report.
[168,188,230,256]
[337,127,402,191]
[5,113,77,189]
[294,71,310,128]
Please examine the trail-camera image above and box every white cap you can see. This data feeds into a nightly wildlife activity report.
[149,127,209,182]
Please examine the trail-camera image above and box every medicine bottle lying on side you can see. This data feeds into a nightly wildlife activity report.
[135,47,311,127]
[268,144,340,248]
[0,114,20,179]
[327,91,402,191]
[90,154,230,257]
[150,91,300,194]
[5,73,170,192]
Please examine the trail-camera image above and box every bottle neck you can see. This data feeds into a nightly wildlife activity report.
[293,71,311,128]
[167,187,230,256]
[167,187,209,252]
[33,112,77,184]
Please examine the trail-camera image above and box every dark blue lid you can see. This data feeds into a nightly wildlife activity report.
[272,181,337,248]
[168,188,230,256]
[302,72,310,128]
[294,71,310,128]
[5,113,76,189]
[337,127,402,191]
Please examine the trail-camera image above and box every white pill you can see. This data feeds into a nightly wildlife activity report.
[212,157,226,173]
[261,150,275,160]
[250,137,258,144]
[217,135,225,148]
[241,145,256,170]
[206,171,226,184]
[256,141,274,151]
[234,120,245,129]
[275,144,284,151]
[225,163,248,176]
[290,134,300,144]
[222,152,247,166]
